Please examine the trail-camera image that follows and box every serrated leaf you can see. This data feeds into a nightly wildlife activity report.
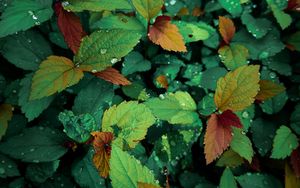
[55,2,86,54]
[0,30,52,70]
[174,21,210,43]
[58,111,97,143]
[214,65,260,112]
[219,16,235,44]
[218,44,249,70]
[138,182,161,188]
[198,94,217,116]
[271,126,299,159]
[72,149,106,188]
[230,127,254,162]
[0,127,68,162]
[94,67,131,86]
[200,67,228,90]
[110,145,159,188]
[237,173,283,188]
[132,0,163,20]
[285,162,300,188]
[0,0,53,37]
[91,132,113,178]
[30,56,84,100]
[25,160,60,183]
[255,80,285,101]
[145,91,198,125]
[0,153,20,178]
[220,168,238,188]
[216,149,244,168]
[218,0,242,17]
[75,29,141,72]
[62,0,132,12]
[259,90,288,114]
[122,51,151,76]
[102,101,155,148]
[19,74,54,121]
[148,16,187,52]
[269,3,292,30]
[0,104,13,140]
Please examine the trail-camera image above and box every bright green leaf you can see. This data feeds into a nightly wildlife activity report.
[220,168,237,188]
[174,21,210,43]
[132,0,163,20]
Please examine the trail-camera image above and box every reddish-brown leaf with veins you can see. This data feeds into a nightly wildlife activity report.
[55,2,86,54]
[219,16,236,44]
[91,132,114,178]
[94,67,131,86]
[156,75,168,89]
[148,16,187,52]
[217,110,243,128]
[291,147,300,178]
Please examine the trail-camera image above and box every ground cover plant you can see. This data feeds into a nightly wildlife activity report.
[0,0,300,187]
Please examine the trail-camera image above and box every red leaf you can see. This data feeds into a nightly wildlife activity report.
[156,75,168,89]
[55,3,86,54]
[287,0,300,11]
[291,147,300,178]
[204,113,233,164]
[94,67,131,86]
[91,132,114,178]
[148,16,187,52]
[248,155,261,171]
[219,16,236,44]
[218,110,243,128]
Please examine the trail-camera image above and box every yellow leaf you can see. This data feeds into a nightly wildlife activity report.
[285,162,300,188]
[214,65,260,112]
[255,80,285,101]
[30,56,84,100]
[0,104,13,140]
[132,0,163,20]
[148,16,187,52]
[138,182,161,188]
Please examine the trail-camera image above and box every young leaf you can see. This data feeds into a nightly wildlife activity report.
[102,101,155,148]
[230,127,254,162]
[218,0,242,17]
[94,67,131,86]
[55,2,86,54]
[285,162,300,188]
[0,104,13,140]
[0,0,53,37]
[75,29,141,72]
[291,148,300,178]
[204,113,233,164]
[219,168,238,188]
[271,126,299,159]
[91,132,113,178]
[255,80,285,101]
[148,16,187,52]
[132,0,163,20]
[218,44,249,70]
[110,145,159,188]
[214,65,260,112]
[30,56,84,100]
[219,16,236,44]
[145,91,198,125]
[0,127,68,162]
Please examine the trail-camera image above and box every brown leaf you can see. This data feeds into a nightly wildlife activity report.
[156,75,168,89]
[94,67,131,86]
[138,182,161,188]
[219,16,236,44]
[91,132,114,178]
[255,80,285,101]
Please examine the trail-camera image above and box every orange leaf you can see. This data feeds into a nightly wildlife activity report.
[204,113,233,164]
[94,67,131,86]
[138,182,161,188]
[219,16,236,44]
[156,75,168,89]
[91,132,114,178]
[55,2,86,54]
[148,16,187,52]
[255,80,285,101]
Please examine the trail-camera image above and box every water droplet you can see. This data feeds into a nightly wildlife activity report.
[269,72,276,79]
[12,90,17,94]
[1,160,4,164]
[62,1,70,7]
[91,69,97,73]
[100,49,107,54]
[0,168,5,174]
[170,141,176,146]
[242,111,249,118]
[7,165,12,169]
[110,58,118,64]
[170,0,176,5]
[21,152,25,156]
[33,160,39,163]
[154,156,159,161]
[30,148,35,152]
[60,183,64,187]
[159,94,165,99]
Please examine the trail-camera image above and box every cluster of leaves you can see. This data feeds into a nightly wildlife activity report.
[0,0,300,187]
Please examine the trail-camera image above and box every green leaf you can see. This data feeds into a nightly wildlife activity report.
[198,94,217,116]
[30,56,84,100]
[4,115,26,139]
[269,3,292,30]
[218,44,249,70]
[174,21,210,43]
[110,145,159,188]
[216,149,244,168]
[241,12,272,39]
[251,118,277,156]
[218,0,242,17]
[230,127,254,162]
[236,173,283,188]
[0,0,53,37]
[25,160,60,183]
[200,67,227,90]
[0,154,20,178]
[72,149,105,188]
[58,111,97,143]
[0,104,13,140]
[182,63,203,87]
[0,127,68,162]
[145,91,198,125]
[122,51,151,76]
[271,126,299,159]
[132,0,163,20]
[220,168,237,188]
[62,0,132,12]
[19,74,54,121]
[0,30,52,70]
[286,31,300,52]
[235,105,255,132]
[102,101,155,148]
[75,29,141,72]
[262,52,292,76]
[3,79,20,105]
[259,91,288,114]
[291,104,300,135]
